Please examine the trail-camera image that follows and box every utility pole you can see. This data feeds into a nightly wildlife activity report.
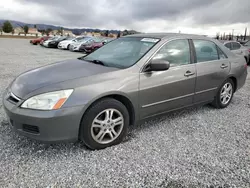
[244,27,247,41]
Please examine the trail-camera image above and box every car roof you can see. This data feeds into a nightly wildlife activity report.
[123,33,209,40]
[223,40,241,45]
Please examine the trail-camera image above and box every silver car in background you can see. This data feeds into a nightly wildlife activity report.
[58,36,86,50]
[3,33,248,150]
[223,41,250,64]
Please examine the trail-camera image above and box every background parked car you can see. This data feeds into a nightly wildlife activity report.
[223,41,250,64]
[43,36,73,48]
[79,37,105,53]
[242,40,250,50]
[69,37,93,52]
[40,36,60,46]
[30,36,51,45]
[58,36,86,50]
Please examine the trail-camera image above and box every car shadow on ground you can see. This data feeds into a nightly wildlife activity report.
[0,104,217,153]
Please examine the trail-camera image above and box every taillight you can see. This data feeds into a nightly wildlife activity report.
[244,63,248,69]
[248,49,250,53]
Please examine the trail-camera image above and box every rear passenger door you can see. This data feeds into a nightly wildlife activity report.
[192,40,230,103]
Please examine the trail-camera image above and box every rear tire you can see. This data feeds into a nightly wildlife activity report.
[211,79,234,108]
[79,98,129,150]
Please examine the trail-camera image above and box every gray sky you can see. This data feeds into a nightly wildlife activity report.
[1,0,250,36]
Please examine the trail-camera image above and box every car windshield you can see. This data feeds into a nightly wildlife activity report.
[82,37,160,69]
[78,38,91,43]
[57,37,66,41]
[75,37,85,41]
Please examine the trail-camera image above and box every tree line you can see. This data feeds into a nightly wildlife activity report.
[0,20,139,37]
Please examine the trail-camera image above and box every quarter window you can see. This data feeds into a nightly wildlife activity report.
[193,40,219,63]
[152,39,190,66]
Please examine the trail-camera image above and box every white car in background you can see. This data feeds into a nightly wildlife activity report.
[223,41,250,64]
[58,36,86,50]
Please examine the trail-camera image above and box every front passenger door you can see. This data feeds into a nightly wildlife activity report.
[139,39,196,119]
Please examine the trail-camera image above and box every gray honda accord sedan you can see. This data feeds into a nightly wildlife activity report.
[3,33,247,149]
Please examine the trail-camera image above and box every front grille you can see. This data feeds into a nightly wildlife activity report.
[23,124,40,134]
[7,92,21,104]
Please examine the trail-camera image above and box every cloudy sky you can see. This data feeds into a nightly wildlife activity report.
[1,0,250,36]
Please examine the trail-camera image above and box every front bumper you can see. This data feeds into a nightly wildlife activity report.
[3,96,84,143]
[58,44,68,49]
[43,42,49,47]
[43,42,57,48]
[79,46,92,53]
[69,45,80,52]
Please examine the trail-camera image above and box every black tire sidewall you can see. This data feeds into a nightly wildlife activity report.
[80,98,129,150]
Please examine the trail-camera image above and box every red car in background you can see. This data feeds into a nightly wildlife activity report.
[79,41,104,53]
[30,36,51,45]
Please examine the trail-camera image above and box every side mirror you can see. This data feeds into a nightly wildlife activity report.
[145,59,170,72]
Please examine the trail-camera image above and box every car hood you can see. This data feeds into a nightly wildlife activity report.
[11,59,119,98]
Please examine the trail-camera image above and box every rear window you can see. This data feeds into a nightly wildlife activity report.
[232,42,241,50]
[224,43,232,50]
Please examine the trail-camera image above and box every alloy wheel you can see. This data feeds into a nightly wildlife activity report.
[91,108,124,144]
[220,82,233,105]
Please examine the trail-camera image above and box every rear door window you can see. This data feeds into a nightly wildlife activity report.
[193,40,219,63]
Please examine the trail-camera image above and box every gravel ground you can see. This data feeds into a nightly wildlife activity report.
[0,38,250,188]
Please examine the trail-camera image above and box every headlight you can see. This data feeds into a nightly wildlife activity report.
[21,89,73,110]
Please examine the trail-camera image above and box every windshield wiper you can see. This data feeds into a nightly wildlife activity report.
[90,60,105,66]
[85,59,105,66]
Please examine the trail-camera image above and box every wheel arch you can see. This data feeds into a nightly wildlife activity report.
[227,75,237,92]
[80,92,136,127]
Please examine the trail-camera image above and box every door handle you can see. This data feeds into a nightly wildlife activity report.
[184,71,195,77]
[220,64,228,69]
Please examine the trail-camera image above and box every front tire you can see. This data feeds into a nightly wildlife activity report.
[211,79,234,108]
[79,98,129,150]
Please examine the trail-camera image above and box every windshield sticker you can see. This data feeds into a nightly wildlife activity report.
[141,38,159,43]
